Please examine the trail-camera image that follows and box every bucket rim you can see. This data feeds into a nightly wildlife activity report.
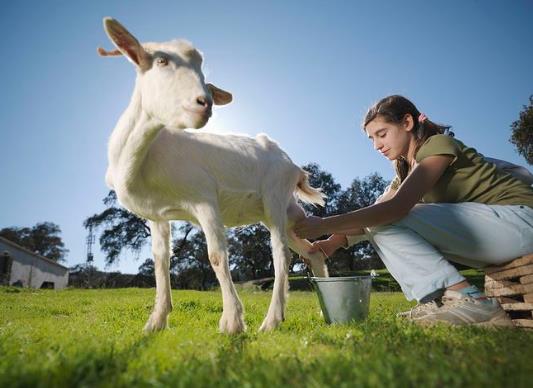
[308,275,372,283]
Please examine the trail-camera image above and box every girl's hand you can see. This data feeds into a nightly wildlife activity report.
[307,234,347,258]
[293,216,328,239]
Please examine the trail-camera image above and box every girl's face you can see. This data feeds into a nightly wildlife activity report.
[365,115,416,161]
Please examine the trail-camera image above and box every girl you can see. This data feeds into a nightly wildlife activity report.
[294,95,533,327]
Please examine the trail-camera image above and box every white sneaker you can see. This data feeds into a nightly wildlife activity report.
[413,290,513,327]
[397,299,442,319]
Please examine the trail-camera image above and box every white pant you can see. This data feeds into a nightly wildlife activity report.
[360,203,533,301]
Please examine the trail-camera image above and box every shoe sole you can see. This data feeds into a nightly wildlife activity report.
[472,312,514,328]
[412,311,515,328]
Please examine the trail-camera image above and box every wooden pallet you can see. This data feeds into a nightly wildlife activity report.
[485,254,533,328]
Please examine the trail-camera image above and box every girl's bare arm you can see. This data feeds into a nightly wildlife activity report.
[295,155,453,238]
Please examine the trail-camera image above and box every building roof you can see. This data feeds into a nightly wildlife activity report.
[0,236,69,270]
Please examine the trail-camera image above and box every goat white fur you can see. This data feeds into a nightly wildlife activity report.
[99,18,328,334]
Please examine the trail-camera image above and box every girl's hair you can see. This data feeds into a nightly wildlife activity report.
[363,95,454,184]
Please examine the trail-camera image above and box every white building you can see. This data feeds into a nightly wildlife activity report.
[0,237,69,289]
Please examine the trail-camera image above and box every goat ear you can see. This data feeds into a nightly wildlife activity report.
[103,17,151,70]
[207,83,233,105]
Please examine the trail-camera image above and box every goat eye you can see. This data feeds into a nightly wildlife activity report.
[156,57,168,66]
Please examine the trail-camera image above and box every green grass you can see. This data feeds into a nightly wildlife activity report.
[1,287,532,387]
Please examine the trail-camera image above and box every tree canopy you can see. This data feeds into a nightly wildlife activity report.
[0,222,68,262]
[84,191,151,267]
[510,95,533,165]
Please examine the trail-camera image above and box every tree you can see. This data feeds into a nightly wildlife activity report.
[85,191,197,270]
[0,222,68,262]
[328,173,389,272]
[126,223,214,289]
[228,224,273,280]
[301,163,342,217]
[336,173,388,213]
[85,191,217,288]
[171,225,216,289]
[68,263,103,288]
[510,95,533,165]
[84,191,151,267]
[137,258,155,276]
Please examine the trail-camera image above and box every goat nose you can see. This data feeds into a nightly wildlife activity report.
[196,96,210,108]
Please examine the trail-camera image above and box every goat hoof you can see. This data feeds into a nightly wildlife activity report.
[258,313,283,332]
[143,311,169,333]
[219,311,246,334]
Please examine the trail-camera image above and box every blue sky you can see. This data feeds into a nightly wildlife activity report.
[1,0,532,274]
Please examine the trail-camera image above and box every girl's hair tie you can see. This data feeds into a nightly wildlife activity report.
[418,113,428,123]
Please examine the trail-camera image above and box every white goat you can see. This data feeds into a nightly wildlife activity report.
[99,18,328,334]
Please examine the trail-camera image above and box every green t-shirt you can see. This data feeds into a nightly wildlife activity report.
[390,134,533,208]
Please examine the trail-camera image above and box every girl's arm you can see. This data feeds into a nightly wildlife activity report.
[338,181,399,237]
[294,155,454,239]
[377,182,398,203]
[305,179,400,255]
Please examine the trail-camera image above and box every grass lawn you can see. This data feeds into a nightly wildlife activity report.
[1,286,532,387]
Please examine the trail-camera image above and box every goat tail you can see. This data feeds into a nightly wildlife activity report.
[295,170,326,207]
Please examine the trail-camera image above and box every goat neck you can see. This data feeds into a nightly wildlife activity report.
[106,78,164,192]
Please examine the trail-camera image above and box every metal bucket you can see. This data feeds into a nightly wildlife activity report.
[309,276,372,324]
